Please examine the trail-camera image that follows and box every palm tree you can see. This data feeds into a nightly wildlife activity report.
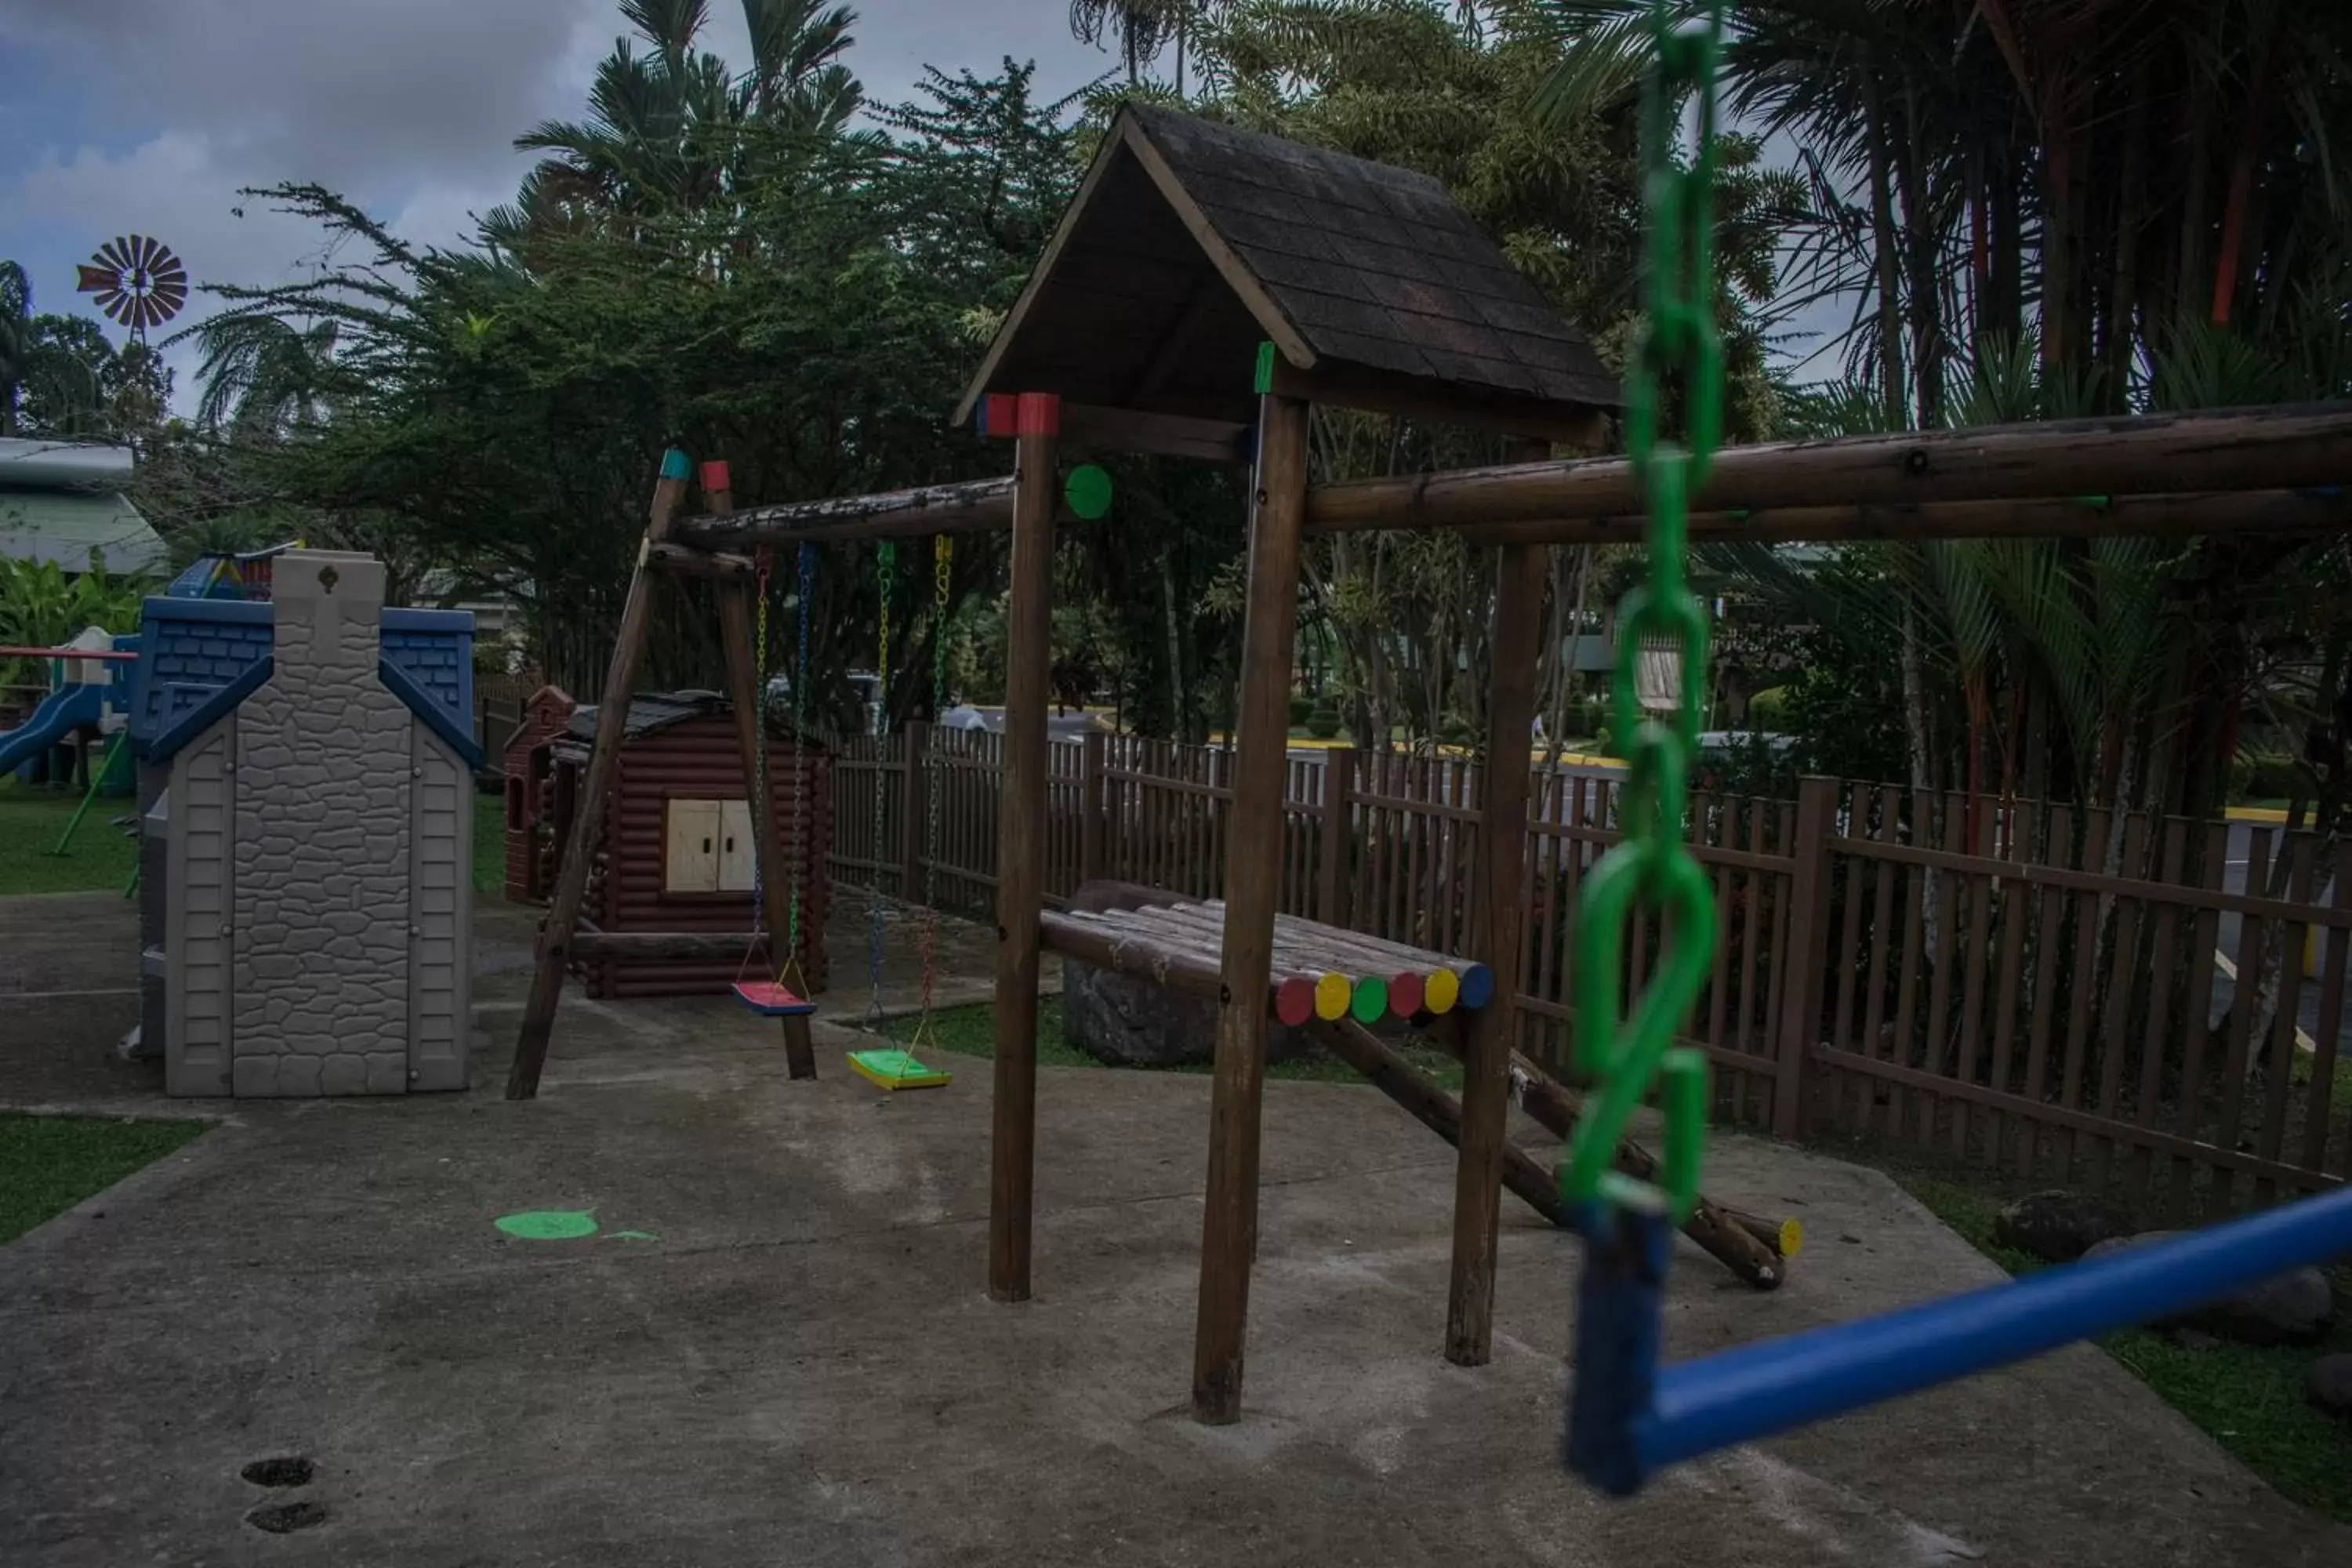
[185,312,343,435]
[502,0,861,239]
[1068,0,1191,86]
[1534,0,2352,421]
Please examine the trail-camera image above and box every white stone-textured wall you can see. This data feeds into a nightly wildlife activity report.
[408,724,470,1091]
[165,724,235,1096]
[230,554,412,1096]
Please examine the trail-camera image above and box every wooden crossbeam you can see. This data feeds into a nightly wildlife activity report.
[1306,405,2352,533]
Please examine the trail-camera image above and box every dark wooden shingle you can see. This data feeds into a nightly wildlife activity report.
[958,104,1617,436]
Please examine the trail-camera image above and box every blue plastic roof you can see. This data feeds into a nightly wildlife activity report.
[135,597,482,766]
[132,599,274,750]
[380,608,475,746]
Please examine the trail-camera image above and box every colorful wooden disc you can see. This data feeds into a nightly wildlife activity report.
[1457,961,1495,1010]
[1350,974,1389,1023]
[1423,967,1460,1014]
[1314,971,1352,1020]
[1388,970,1425,1018]
[1274,975,1317,1026]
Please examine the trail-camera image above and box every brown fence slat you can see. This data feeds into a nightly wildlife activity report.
[2211,827,2274,1214]
[1984,800,2032,1170]
[2303,869,2350,1178]
[2088,811,2151,1192]
[2252,837,2319,1207]
[2125,820,2189,1202]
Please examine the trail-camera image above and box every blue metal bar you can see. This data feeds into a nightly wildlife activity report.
[1635,1183,2352,1476]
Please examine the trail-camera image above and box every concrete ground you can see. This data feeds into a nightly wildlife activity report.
[3,891,2348,1566]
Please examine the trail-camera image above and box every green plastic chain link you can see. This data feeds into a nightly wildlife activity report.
[1561,1,1727,1225]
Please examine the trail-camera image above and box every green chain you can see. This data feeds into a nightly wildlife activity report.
[1561,1,1726,1224]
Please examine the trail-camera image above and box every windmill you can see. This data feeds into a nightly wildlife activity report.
[75,234,187,342]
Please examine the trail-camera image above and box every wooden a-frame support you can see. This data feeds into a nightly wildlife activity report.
[506,454,813,1100]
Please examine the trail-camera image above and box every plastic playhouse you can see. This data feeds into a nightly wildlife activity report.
[129,549,484,1097]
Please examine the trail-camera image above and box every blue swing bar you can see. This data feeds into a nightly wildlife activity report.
[1570,1181,2352,1495]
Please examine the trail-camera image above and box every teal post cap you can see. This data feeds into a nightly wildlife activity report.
[660,448,691,481]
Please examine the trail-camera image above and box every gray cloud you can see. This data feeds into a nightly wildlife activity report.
[0,0,1118,406]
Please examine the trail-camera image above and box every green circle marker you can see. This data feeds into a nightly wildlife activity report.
[495,1210,599,1240]
[1350,975,1389,1024]
[1064,464,1113,521]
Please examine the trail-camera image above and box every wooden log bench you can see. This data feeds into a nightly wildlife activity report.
[1039,880,1792,1289]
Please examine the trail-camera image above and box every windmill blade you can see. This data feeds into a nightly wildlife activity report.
[129,234,163,270]
[75,263,116,294]
[96,235,136,271]
[151,252,187,285]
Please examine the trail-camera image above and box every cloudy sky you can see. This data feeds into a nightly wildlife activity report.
[0,0,1113,401]
[0,0,1839,407]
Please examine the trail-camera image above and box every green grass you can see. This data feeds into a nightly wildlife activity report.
[861,996,1467,1089]
[0,778,138,896]
[3,777,510,900]
[0,1113,210,1243]
[1900,1174,2352,1523]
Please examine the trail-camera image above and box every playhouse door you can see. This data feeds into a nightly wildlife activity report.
[665,799,722,894]
[717,800,757,891]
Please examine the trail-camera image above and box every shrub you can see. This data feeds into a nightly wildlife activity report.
[1746,685,1788,729]
[1305,699,1342,740]
[1290,693,1312,727]
[2234,750,2306,802]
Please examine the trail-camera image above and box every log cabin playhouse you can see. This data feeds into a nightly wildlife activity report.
[530,690,830,1000]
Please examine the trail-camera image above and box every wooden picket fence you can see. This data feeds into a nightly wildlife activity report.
[829,728,2350,1219]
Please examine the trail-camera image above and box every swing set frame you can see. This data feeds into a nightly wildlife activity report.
[502,100,2352,1479]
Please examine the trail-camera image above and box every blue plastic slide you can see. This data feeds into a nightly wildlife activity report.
[0,682,102,776]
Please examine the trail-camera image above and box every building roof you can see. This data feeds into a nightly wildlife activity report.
[956,103,1615,446]
[0,487,165,575]
[561,690,826,750]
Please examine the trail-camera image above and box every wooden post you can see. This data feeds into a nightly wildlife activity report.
[989,403,1058,1303]
[1317,744,1354,927]
[1192,393,1312,1424]
[717,572,818,1080]
[898,719,931,901]
[1772,775,1842,1138]
[1445,527,1546,1367]
[1078,729,1107,884]
[506,452,688,1099]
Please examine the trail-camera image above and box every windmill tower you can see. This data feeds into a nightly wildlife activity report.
[76,234,187,343]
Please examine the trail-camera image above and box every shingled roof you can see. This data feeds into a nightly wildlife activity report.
[956,104,1617,450]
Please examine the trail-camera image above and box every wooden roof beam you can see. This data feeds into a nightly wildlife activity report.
[1456,488,2352,548]
[671,475,1017,549]
[1305,404,2352,532]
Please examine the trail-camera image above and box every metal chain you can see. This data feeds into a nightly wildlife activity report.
[742,548,773,984]
[785,542,812,982]
[866,541,894,1024]
[914,534,952,1040]
[1561,2,1726,1224]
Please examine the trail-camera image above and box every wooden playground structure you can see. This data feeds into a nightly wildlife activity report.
[508,103,2352,1426]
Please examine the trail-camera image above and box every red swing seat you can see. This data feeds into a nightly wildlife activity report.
[732,980,817,1017]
